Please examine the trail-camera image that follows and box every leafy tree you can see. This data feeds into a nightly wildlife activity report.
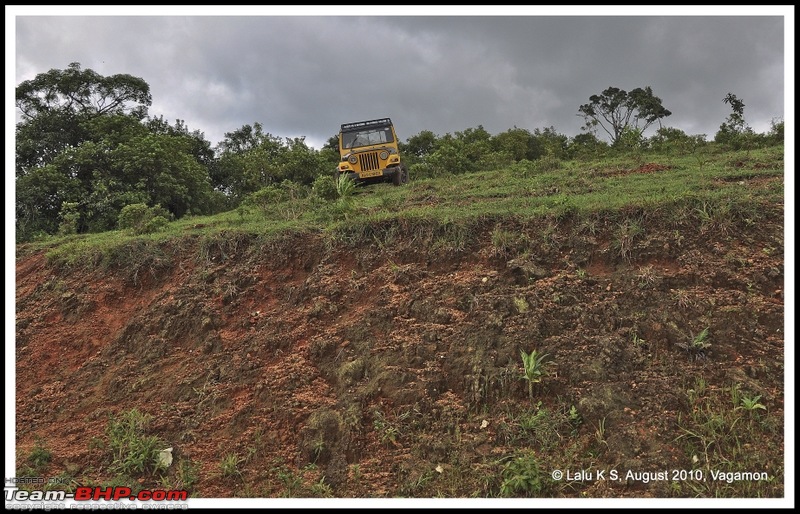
[491,127,541,162]
[403,130,439,159]
[15,63,216,239]
[216,122,271,154]
[648,126,705,155]
[766,117,784,145]
[145,116,215,168]
[16,62,151,176]
[318,142,341,174]
[532,127,569,159]
[214,126,330,202]
[616,127,646,151]
[16,164,82,239]
[278,137,328,186]
[578,86,672,146]
[18,128,214,237]
[322,135,339,152]
[213,123,282,197]
[425,134,475,175]
[455,125,492,163]
[715,92,755,148]
[721,92,747,133]
[111,132,214,219]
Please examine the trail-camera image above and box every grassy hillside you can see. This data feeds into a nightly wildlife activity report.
[24,145,783,267]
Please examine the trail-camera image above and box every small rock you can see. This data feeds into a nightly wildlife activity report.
[158,447,173,468]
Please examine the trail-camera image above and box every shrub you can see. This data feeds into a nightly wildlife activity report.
[118,204,172,234]
[312,173,339,201]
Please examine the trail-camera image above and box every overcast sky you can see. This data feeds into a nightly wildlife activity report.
[8,6,793,150]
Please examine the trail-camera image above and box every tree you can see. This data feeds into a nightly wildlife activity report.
[403,130,439,159]
[721,92,747,133]
[145,116,215,168]
[16,164,82,239]
[322,135,339,152]
[455,125,492,162]
[216,122,271,154]
[426,134,475,175]
[16,62,152,175]
[491,128,540,162]
[715,92,754,148]
[15,64,220,240]
[213,125,285,199]
[532,127,569,159]
[578,86,672,146]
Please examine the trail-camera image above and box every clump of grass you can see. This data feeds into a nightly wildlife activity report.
[220,452,243,479]
[25,437,52,473]
[106,409,168,476]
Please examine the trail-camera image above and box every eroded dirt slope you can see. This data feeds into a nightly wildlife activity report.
[15,209,785,498]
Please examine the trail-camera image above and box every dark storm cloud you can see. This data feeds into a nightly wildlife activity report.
[13,11,788,149]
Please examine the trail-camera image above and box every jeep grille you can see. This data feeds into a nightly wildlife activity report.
[359,152,380,171]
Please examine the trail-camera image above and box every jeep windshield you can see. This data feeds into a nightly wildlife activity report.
[342,127,394,149]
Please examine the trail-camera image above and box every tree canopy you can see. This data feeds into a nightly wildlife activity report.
[578,86,672,146]
[15,63,215,240]
[16,62,152,176]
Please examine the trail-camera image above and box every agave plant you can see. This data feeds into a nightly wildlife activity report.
[336,173,357,200]
[520,349,551,399]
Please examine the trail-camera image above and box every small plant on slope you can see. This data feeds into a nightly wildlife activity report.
[520,349,551,399]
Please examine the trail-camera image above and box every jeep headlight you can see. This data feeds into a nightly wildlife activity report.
[348,155,358,164]
[379,150,389,160]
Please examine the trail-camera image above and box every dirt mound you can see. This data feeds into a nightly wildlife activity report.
[15,210,785,498]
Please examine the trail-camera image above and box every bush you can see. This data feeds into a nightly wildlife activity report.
[408,162,437,180]
[118,204,172,234]
[244,180,309,213]
[649,127,693,153]
[508,159,537,176]
[312,173,339,201]
[426,140,475,175]
[766,118,784,146]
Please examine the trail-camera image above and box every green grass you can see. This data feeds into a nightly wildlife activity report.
[23,145,782,270]
[105,409,168,477]
[672,379,783,497]
[219,452,243,479]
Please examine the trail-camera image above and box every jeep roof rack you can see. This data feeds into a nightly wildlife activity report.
[340,118,393,131]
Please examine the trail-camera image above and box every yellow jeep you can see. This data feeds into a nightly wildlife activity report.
[336,118,409,186]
